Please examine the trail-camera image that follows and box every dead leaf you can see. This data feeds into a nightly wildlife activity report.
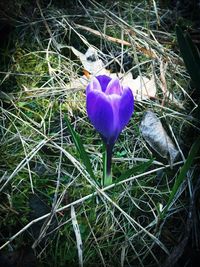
[68,46,158,100]
[67,75,89,89]
[68,46,107,75]
[109,72,156,100]
[67,46,182,106]
[121,73,157,100]
[140,110,179,166]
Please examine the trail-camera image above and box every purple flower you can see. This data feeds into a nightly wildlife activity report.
[86,75,134,145]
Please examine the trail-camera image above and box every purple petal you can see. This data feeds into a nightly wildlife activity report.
[86,77,102,94]
[105,78,123,95]
[107,94,121,143]
[96,75,112,92]
[86,91,115,142]
[118,87,134,132]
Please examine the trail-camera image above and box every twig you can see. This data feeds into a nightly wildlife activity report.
[36,0,59,51]
[75,23,131,46]
[74,23,158,59]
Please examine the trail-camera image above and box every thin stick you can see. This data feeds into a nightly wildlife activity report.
[74,23,158,59]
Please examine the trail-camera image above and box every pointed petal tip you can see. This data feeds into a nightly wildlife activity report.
[105,77,123,95]
[86,76,102,94]
[95,75,112,92]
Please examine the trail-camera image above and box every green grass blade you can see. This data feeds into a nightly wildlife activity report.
[185,33,200,68]
[176,25,200,89]
[119,159,153,180]
[161,136,200,218]
[65,115,95,179]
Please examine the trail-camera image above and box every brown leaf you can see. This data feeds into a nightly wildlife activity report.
[121,73,157,100]
[140,110,179,165]
[68,46,107,75]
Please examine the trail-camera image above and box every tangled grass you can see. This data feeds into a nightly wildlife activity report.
[0,1,199,266]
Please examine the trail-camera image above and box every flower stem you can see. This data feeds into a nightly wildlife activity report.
[103,143,113,186]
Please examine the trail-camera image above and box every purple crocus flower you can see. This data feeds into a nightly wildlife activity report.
[86,75,134,146]
[86,75,134,186]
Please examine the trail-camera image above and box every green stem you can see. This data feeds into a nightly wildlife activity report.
[103,143,113,186]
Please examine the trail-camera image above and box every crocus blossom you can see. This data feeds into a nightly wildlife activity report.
[86,75,134,186]
[86,75,134,146]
